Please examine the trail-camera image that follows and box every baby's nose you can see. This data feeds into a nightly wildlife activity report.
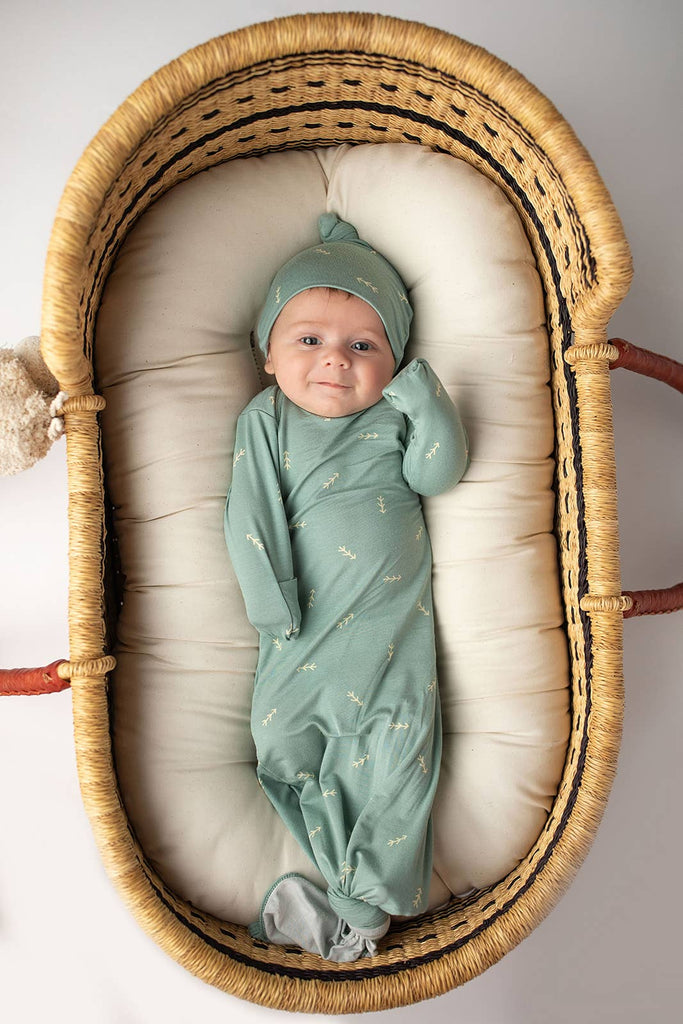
[323,347,350,367]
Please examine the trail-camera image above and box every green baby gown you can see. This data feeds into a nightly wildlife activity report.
[225,357,468,940]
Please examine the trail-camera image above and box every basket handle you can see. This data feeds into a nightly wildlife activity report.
[608,338,683,617]
[0,656,117,694]
[609,337,683,394]
[0,661,70,696]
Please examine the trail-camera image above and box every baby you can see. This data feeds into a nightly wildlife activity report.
[224,214,469,961]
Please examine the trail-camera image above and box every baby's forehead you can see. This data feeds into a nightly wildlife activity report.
[290,286,355,309]
[282,287,376,320]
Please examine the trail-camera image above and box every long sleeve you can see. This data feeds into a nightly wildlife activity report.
[224,398,301,641]
[382,358,469,497]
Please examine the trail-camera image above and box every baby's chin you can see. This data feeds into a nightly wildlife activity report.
[296,399,360,418]
[279,381,380,418]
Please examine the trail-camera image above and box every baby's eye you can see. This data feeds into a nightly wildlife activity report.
[300,336,321,346]
[351,341,372,351]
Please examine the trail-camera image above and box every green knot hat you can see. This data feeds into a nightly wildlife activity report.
[256,213,413,368]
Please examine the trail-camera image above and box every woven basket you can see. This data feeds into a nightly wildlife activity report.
[36,12,638,1013]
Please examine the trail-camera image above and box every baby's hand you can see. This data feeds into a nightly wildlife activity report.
[382,358,437,419]
[382,358,469,496]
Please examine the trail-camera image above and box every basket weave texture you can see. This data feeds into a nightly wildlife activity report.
[41,13,632,1013]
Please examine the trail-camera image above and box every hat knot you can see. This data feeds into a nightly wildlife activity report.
[319,213,360,244]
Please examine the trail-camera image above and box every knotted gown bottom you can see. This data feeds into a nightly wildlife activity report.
[253,621,442,931]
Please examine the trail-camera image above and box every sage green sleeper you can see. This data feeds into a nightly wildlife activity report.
[224,357,468,932]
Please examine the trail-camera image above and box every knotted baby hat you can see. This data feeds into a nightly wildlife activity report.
[256,213,413,368]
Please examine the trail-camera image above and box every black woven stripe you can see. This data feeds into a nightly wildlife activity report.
[85,93,578,337]
[104,51,463,167]
[562,301,593,770]
[157,50,561,184]
[91,51,454,214]
[87,48,591,288]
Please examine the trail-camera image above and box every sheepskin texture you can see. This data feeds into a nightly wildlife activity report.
[0,338,59,476]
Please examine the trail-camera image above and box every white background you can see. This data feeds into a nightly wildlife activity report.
[1,1,681,1021]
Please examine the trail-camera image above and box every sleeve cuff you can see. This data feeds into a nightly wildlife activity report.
[279,577,301,640]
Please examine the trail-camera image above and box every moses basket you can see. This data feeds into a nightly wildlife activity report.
[5,11,683,1016]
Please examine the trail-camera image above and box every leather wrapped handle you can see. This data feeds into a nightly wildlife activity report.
[609,338,683,616]
[609,337,683,394]
[622,584,683,618]
[0,660,70,696]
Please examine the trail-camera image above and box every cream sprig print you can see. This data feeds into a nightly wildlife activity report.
[377,495,387,514]
[337,613,354,630]
[426,442,440,460]
[308,589,316,608]
[297,662,317,673]
[233,448,245,467]
[323,472,339,490]
[359,432,379,440]
[388,835,408,847]
[416,525,424,541]
[347,691,364,707]
[340,861,355,881]
[297,771,315,781]
[353,753,370,768]
[389,721,410,731]
[339,545,357,561]
[356,276,379,294]
[283,450,292,471]
[417,601,430,616]
[289,520,307,531]
[262,709,277,727]
[272,637,282,651]
[246,533,264,550]
[413,888,423,909]
[384,574,402,583]
[417,754,429,774]
[323,789,337,798]
[388,642,395,662]
[308,825,322,839]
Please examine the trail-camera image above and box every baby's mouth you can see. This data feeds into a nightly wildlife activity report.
[315,381,351,390]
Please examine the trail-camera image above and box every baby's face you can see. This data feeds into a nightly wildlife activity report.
[264,288,395,418]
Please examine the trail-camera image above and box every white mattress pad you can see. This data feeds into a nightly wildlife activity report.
[95,143,570,924]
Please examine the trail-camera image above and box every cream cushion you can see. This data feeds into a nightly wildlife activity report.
[95,143,570,924]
